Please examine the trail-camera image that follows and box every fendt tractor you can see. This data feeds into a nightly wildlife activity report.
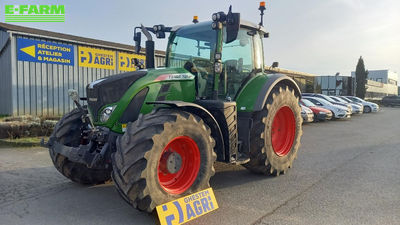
[44,3,303,212]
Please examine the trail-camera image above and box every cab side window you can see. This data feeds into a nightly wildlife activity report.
[222,29,254,98]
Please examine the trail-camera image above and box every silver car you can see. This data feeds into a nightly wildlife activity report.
[344,96,379,113]
[302,93,353,114]
[303,97,351,119]
[330,96,363,114]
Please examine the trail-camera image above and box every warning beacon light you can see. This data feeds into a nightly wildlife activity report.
[193,16,199,24]
[259,1,266,26]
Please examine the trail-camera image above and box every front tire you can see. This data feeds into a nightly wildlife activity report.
[48,107,111,185]
[364,106,371,113]
[243,85,302,175]
[112,109,216,212]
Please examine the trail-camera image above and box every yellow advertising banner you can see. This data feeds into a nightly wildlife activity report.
[78,46,116,70]
[156,188,219,225]
[118,52,146,72]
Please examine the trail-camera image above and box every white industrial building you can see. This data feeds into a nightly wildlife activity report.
[351,69,399,99]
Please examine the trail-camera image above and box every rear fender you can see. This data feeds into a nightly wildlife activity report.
[236,74,301,157]
[236,73,301,113]
[254,73,301,111]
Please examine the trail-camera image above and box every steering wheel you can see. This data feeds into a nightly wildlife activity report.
[190,58,213,78]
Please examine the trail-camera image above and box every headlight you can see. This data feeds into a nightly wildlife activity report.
[100,105,116,123]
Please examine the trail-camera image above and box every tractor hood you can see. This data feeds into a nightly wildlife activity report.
[86,70,147,120]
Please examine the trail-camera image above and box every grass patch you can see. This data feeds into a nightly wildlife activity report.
[0,114,10,121]
[0,136,48,148]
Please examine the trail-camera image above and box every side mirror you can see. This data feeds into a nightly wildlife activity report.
[134,32,141,53]
[225,7,240,44]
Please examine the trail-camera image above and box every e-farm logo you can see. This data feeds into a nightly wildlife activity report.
[4,5,65,22]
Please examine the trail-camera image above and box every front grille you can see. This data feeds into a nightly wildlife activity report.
[87,88,103,120]
[86,71,147,121]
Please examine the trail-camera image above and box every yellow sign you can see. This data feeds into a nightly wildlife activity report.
[118,52,145,72]
[156,188,219,225]
[79,46,115,70]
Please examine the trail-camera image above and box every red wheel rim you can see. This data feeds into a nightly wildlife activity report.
[271,106,296,156]
[157,136,200,194]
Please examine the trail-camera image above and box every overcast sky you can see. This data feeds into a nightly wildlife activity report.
[1,0,399,78]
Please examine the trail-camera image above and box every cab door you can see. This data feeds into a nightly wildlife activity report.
[220,28,264,99]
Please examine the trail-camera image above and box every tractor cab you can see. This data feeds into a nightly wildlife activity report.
[166,20,266,100]
[134,6,268,101]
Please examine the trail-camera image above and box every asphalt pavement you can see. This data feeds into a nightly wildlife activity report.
[1,107,399,225]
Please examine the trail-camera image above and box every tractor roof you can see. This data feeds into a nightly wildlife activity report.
[171,20,267,34]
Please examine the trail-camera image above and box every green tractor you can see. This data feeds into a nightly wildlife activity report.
[44,4,302,212]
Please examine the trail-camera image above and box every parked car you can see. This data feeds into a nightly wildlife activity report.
[301,105,314,123]
[344,96,379,113]
[303,96,351,119]
[337,96,363,109]
[330,96,363,114]
[302,93,352,114]
[300,99,333,121]
[382,95,400,107]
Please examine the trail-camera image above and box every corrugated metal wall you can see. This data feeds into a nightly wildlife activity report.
[5,33,165,116]
[0,31,12,115]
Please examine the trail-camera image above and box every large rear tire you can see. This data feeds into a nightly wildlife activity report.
[48,107,111,185]
[243,85,302,175]
[112,109,216,212]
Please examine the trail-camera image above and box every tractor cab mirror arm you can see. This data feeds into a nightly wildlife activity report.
[133,25,172,54]
[133,24,172,68]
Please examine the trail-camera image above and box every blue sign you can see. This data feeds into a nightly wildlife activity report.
[17,38,74,65]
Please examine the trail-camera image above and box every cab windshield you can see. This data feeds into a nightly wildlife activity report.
[167,22,216,68]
